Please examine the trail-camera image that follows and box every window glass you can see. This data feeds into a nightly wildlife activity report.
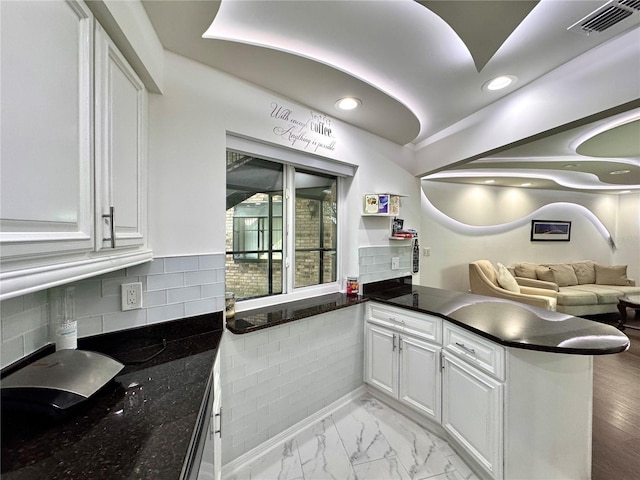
[294,170,337,288]
[226,151,338,301]
[226,153,283,300]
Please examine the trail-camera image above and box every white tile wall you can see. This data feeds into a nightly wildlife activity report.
[358,245,412,284]
[220,304,365,464]
[0,254,226,369]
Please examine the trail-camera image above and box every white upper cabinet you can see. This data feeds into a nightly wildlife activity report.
[0,0,151,301]
[0,0,95,259]
[95,24,147,251]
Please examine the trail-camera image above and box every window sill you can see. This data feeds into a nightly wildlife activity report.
[225,293,368,334]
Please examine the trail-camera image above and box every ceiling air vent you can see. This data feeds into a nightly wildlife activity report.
[568,0,640,35]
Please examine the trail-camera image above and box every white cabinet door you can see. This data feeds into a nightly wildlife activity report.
[198,356,221,480]
[442,351,503,480]
[212,357,222,480]
[0,0,94,260]
[95,24,147,251]
[399,336,441,422]
[365,323,398,397]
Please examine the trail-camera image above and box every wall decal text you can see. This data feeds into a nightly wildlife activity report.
[270,102,337,154]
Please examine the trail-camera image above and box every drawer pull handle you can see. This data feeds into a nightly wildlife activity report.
[455,342,476,355]
[388,316,405,324]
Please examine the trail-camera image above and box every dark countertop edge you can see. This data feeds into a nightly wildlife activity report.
[226,293,369,334]
[224,281,628,355]
[371,299,629,356]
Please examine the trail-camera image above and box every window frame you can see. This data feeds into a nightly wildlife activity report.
[226,134,352,313]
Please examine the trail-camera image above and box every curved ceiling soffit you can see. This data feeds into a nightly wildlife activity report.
[425,168,640,191]
[421,190,616,248]
[203,40,421,145]
[576,119,640,158]
[203,5,421,145]
[418,0,540,72]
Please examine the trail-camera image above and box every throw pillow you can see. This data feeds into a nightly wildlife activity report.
[496,263,520,293]
[549,264,578,287]
[536,266,555,283]
[595,264,629,286]
[572,261,596,284]
[513,262,538,279]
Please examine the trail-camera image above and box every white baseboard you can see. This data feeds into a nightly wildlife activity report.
[222,385,367,479]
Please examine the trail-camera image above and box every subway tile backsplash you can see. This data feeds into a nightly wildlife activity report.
[0,254,226,369]
[220,304,365,464]
[358,245,412,284]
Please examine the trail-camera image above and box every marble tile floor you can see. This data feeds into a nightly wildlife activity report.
[225,394,480,480]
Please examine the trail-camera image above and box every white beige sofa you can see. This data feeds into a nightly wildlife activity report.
[508,261,640,316]
[469,260,558,311]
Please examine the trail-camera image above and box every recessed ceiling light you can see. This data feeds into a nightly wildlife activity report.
[482,75,517,91]
[521,182,532,187]
[484,179,495,184]
[609,169,631,175]
[335,97,361,111]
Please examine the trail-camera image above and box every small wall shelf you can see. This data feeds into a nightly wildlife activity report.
[362,193,404,216]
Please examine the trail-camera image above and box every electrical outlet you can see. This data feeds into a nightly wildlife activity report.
[391,257,400,270]
[122,282,143,311]
[423,247,431,257]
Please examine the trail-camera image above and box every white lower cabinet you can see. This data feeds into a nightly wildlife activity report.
[198,354,222,480]
[365,323,398,396]
[365,303,593,480]
[365,304,442,423]
[442,350,503,480]
[398,335,441,420]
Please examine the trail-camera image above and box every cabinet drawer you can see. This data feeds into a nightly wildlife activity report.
[367,303,442,343]
[443,323,505,381]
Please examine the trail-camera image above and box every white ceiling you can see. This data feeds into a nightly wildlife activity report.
[142,0,640,192]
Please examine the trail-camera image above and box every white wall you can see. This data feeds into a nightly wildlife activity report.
[418,181,635,291]
[147,51,420,280]
[614,193,640,282]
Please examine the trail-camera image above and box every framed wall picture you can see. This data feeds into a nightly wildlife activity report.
[530,220,571,241]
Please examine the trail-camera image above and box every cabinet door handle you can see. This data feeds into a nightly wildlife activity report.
[214,408,222,438]
[455,342,476,355]
[392,334,396,351]
[102,206,116,248]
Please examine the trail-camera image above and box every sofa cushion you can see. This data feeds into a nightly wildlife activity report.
[536,266,555,283]
[513,262,538,279]
[572,261,596,284]
[556,287,598,306]
[497,263,520,292]
[595,264,629,286]
[549,264,578,286]
[562,285,626,305]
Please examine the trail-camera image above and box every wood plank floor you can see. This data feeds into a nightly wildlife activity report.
[591,313,640,480]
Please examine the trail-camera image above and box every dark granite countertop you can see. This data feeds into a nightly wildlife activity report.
[366,281,630,355]
[226,292,368,334]
[1,313,223,480]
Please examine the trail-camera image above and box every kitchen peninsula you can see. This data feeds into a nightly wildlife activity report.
[224,279,628,480]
